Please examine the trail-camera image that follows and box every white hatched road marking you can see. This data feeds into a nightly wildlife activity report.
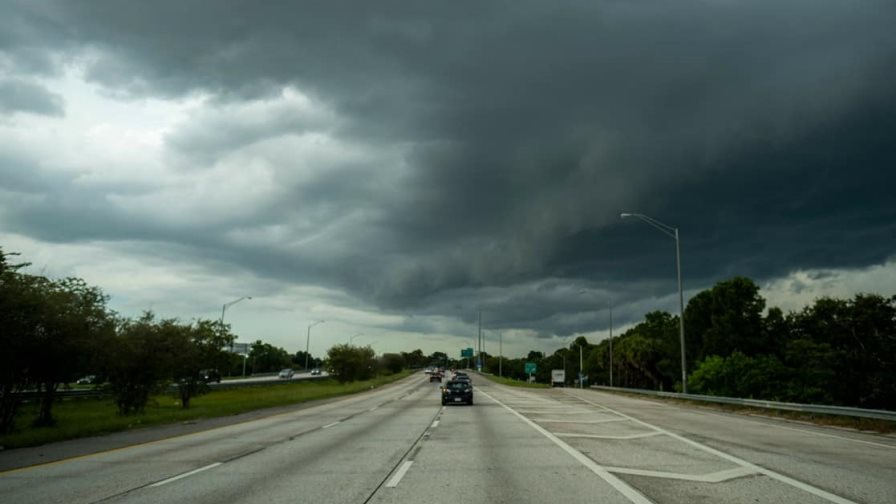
[556,432,662,440]
[478,388,653,504]
[148,463,222,488]
[605,466,757,483]
[568,392,859,504]
[431,420,440,428]
[385,461,414,488]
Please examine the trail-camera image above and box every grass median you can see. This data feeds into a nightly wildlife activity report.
[0,371,414,450]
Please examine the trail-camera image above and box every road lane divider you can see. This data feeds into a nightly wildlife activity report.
[384,461,414,488]
[148,462,222,488]
[322,421,340,429]
[476,388,653,504]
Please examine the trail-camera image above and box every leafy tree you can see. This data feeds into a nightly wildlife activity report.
[689,352,790,399]
[685,276,766,363]
[0,249,115,428]
[400,349,426,369]
[0,249,39,432]
[105,313,179,415]
[171,319,234,409]
[327,344,376,383]
[292,350,321,369]
[249,341,292,373]
[379,353,406,374]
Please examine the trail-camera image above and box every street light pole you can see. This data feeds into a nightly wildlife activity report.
[620,212,688,393]
[579,344,583,389]
[305,320,324,370]
[220,296,251,376]
[609,300,614,387]
[499,330,503,377]
[478,310,482,372]
[220,296,252,327]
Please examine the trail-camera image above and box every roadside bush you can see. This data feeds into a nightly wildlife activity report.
[326,344,376,383]
[379,353,406,374]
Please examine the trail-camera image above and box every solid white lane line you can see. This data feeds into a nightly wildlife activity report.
[431,420,440,428]
[517,409,594,414]
[532,418,629,424]
[477,388,652,504]
[555,432,662,440]
[751,421,896,450]
[385,461,414,488]
[148,463,222,488]
[322,421,340,429]
[569,392,859,504]
[605,466,757,483]
[369,406,379,412]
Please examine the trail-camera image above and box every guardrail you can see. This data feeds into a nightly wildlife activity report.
[590,386,896,421]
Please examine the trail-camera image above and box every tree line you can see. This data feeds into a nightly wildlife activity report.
[485,277,895,410]
[0,248,403,434]
[1,249,243,432]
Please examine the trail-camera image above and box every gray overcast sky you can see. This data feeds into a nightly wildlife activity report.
[2,0,895,358]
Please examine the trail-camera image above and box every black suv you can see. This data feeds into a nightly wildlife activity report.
[200,369,222,383]
[441,380,473,405]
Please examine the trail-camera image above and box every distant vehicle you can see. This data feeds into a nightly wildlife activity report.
[429,372,442,383]
[551,369,566,387]
[278,368,295,379]
[454,374,471,384]
[424,367,433,374]
[442,380,473,405]
[76,375,97,385]
[200,369,222,383]
[310,368,322,375]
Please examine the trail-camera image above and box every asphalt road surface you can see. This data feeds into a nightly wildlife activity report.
[1,372,894,503]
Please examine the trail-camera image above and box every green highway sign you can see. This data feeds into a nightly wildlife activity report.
[525,362,537,374]
[461,347,474,358]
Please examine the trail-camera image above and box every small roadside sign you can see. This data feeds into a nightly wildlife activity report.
[525,362,537,374]
[461,347,474,358]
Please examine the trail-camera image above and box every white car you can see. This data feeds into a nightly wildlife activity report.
[278,368,295,379]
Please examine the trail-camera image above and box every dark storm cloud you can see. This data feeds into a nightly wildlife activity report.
[2,1,896,334]
[0,79,64,116]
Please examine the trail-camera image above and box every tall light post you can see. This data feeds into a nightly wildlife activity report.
[608,300,614,387]
[221,296,251,377]
[305,320,325,370]
[620,212,687,393]
[478,309,482,372]
[498,330,503,377]
[220,296,252,326]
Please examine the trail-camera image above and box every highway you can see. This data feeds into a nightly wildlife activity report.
[1,372,894,503]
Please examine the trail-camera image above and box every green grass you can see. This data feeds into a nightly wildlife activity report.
[481,374,550,388]
[0,371,413,449]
